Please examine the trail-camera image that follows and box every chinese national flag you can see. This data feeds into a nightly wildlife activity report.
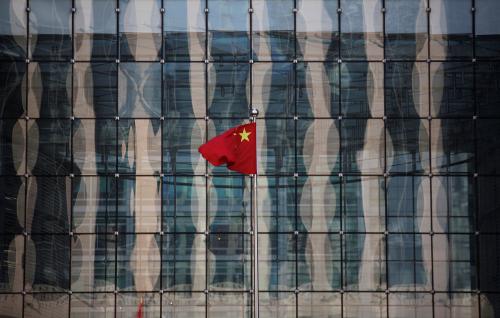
[198,122,257,174]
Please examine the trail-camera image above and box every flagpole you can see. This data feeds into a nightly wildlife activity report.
[250,108,259,318]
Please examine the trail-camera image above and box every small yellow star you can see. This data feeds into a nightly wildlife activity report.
[239,128,251,142]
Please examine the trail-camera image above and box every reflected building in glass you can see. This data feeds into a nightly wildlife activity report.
[0,0,500,317]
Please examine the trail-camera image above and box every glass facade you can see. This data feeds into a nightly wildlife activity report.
[0,0,499,317]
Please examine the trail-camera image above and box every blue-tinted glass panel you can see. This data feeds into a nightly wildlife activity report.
[0,62,25,118]
[29,0,72,60]
[208,0,249,61]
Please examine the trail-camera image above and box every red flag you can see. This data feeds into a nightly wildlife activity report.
[198,122,257,174]
[137,297,143,318]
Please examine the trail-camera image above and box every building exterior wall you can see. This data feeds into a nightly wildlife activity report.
[0,0,500,317]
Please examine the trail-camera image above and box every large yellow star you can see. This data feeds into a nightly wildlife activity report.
[239,128,251,142]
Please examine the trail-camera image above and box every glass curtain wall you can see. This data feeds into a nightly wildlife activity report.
[0,0,499,317]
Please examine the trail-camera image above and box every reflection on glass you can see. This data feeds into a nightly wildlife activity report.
[297,0,338,60]
[340,0,383,60]
[430,0,472,60]
[208,0,249,61]
[0,62,26,118]
[119,63,161,117]
[0,1,26,59]
[119,0,162,61]
[28,62,72,118]
[385,0,427,60]
[253,0,294,61]
[165,0,205,61]
[208,234,251,291]
[75,0,117,60]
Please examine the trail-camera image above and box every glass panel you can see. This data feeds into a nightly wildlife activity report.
[298,119,339,175]
[297,233,340,291]
[298,176,340,233]
[73,119,117,175]
[258,176,295,233]
[25,235,70,292]
[298,292,341,317]
[75,0,117,60]
[0,62,26,118]
[116,293,160,316]
[252,63,294,117]
[163,292,206,318]
[208,0,249,61]
[164,63,205,117]
[258,119,295,175]
[208,234,251,291]
[163,176,206,233]
[297,62,337,117]
[119,0,162,61]
[70,293,115,317]
[0,119,25,175]
[208,176,250,233]
[433,234,476,291]
[71,234,116,292]
[481,294,500,318]
[430,62,474,117]
[24,293,69,318]
[0,176,24,234]
[340,0,383,60]
[72,176,116,233]
[208,292,251,318]
[479,235,500,292]
[385,0,427,60]
[478,177,500,233]
[0,235,24,292]
[163,119,205,174]
[259,234,296,291]
[475,0,500,59]
[253,0,294,61]
[434,293,479,318]
[431,119,475,174]
[386,176,431,233]
[116,234,161,291]
[344,234,385,291]
[29,0,72,60]
[388,293,433,318]
[27,119,72,175]
[386,119,430,174]
[0,294,23,317]
[297,0,338,61]
[165,0,205,61]
[342,119,384,174]
[387,234,432,290]
[28,62,72,118]
[430,0,472,59]
[207,63,249,118]
[26,176,71,234]
[341,62,384,118]
[343,292,387,318]
[0,0,26,59]
[74,63,117,118]
[432,176,475,234]
[476,62,500,117]
[385,62,429,118]
[163,233,206,291]
[477,119,500,175]
[344,176,385,233]
[117,119,161,174]
[260,292,296,317]
[116,176,161,234]
[118,63,161,117]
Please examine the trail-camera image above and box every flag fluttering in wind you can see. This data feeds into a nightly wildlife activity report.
[198,122,257,174]
[137,297,144,318]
